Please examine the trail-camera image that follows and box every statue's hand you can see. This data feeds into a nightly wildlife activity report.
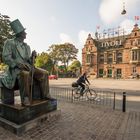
[18,63,30,71]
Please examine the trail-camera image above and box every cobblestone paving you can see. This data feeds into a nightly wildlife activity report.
[116,111,140,140]
[0,101,139,140]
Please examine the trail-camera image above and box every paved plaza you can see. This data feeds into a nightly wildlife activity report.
[0,78,139,140]
[0,101,139,140]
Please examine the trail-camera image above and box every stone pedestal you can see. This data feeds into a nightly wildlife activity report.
[0,99,60,136]
[0,109,61,136]
[0,99,57,124]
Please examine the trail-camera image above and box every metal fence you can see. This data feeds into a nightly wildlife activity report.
[50,86,125,111]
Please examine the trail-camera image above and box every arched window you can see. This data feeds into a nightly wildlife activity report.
[132,50,138,61]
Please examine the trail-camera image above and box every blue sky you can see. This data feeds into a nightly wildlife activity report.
[0,0,140,62]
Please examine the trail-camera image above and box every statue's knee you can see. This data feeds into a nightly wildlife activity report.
[41,70,48,75]
[20,71,29,76]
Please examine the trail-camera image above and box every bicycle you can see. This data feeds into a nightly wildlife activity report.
[72,83,97,100]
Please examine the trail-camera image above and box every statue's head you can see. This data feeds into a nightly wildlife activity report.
[10,19,26,35]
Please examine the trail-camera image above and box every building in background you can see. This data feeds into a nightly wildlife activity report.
[82,24,140,79]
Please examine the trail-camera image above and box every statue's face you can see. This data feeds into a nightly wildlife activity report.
[16,31,27,40]
[20,31,27,40]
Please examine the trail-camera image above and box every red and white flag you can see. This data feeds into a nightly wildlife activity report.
[134,16,140,21]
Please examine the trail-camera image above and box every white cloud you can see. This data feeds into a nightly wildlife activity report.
[99,0,139,25]
[59,33,73,44]
[99,0,121,24]
[126,0,139,11]
[49,16,57,24]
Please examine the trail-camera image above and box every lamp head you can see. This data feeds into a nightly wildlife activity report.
[121,9,126,15]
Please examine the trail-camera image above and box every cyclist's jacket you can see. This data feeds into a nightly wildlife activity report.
[76,75,89,84]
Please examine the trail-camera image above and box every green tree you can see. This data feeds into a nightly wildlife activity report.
[48,44,60,74]
[59,43,78,71]
[68,60,81,73]
[0,14,13,62]
[35,52,53,73]
[48,43,78,72]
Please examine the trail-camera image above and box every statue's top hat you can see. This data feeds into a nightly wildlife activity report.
[10,19,26,34]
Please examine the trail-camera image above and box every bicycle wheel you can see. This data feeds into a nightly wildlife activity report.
[86,89,97,100]
[72,88,81,99]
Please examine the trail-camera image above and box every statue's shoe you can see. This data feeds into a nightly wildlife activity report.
[22,97,31,106]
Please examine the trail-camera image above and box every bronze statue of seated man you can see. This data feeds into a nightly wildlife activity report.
[1,19,52,106]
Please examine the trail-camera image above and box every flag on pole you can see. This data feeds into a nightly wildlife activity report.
[135,16,140,21]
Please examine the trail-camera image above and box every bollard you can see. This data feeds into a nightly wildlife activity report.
[122,92,126,112]
[113,92,116,110]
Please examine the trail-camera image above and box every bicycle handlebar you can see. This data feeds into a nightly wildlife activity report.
[83,83,90,88]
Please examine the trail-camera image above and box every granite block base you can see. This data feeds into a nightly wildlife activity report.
[0,99,57,124]
[0,109,61,136]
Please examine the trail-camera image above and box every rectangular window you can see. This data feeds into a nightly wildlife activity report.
[132,67,136,73]
[117,53,122,63]
[131,40,134,45]
[107,57,112,64]
[132,50,138,61]
[86,55,90,63]
[99,55,104,64]
[107,54,113,64]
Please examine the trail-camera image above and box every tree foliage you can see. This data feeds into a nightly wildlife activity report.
[0,14,13,62]
[48,43,78,72]
[35,52,53,73]
[48,44,60,65]
[68,60,81,72]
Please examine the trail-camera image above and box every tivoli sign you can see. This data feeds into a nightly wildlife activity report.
[101,39,122,47]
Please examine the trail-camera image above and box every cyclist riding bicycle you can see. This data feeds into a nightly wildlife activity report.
[76,72,90,95]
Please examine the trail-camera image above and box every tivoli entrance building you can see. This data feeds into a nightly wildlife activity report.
[82,24,140,79]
